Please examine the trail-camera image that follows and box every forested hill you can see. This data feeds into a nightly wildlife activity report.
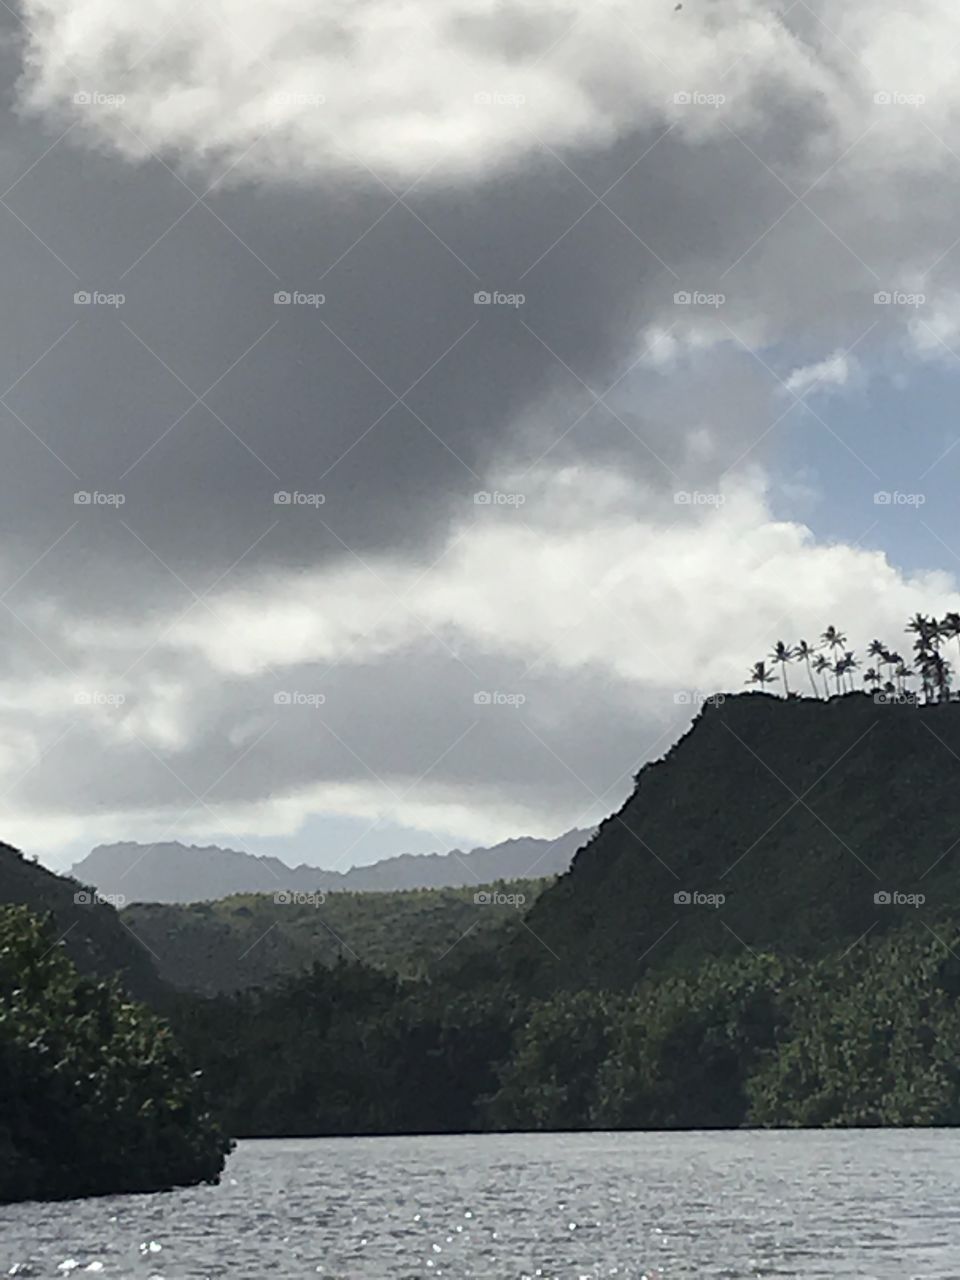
[0,841,162,1002]
[514,691,960,991]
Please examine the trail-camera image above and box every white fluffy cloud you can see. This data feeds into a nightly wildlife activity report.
[17,0,960,183]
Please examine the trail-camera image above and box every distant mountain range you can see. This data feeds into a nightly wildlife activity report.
[71,829,592,904]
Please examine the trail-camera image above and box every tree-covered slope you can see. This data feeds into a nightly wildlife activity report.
[516,692,960,991]
[123,878,550,995]
[0,841,161,1003]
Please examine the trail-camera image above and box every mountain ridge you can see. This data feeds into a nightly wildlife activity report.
[72,828,592,904]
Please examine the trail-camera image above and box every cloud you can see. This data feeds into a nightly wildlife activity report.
[17,0,832,180]
[1,464,954,863]
[783,350,854,396]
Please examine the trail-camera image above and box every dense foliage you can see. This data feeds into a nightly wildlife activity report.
[0,905,230,1203]
[167,918,960,1137]
[122,878,550,995]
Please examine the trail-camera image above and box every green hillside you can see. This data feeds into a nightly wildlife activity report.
[512,691,960,991]
[122,878,551,995]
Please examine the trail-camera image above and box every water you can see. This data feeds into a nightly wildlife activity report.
[3,1130,960,1277]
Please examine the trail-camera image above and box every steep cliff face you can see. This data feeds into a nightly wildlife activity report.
[517,692,957,990]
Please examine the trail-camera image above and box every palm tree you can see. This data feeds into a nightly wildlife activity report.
[842,651,859,691]
[821,626,847,670]
[813,653,832,696]
[868,639,889,688]
[894,661,912,696]
[746,661,777,689]
[769,641,795,696]
[863,667,880,693]
[907,613,934,647]
[795,640,820,698]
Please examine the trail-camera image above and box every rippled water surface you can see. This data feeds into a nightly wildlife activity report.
[4,1130,960,1277]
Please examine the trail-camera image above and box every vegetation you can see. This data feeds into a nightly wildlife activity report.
[0,841,162,1002]
[167,918,960,1136]
[13,667,960,1180]
[122,878,551,995]
[0,904,230,1202]
[751,614,960,701]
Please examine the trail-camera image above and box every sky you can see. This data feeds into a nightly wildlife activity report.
[3,0,960,872]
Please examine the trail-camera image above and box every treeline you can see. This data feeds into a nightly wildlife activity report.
[169,919,960,1135]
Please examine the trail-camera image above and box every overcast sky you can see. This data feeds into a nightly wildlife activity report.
[3,0,960,871]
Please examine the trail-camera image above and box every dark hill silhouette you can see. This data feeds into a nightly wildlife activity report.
[513,692,960,991]
[71,829,591,904]
[0,840,162,1002]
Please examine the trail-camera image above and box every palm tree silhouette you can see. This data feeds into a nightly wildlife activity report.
[813,653,832,696]
[769,641,795,696]
[795,640,820,697]
[746,661,777,689]
[821,626,847,670]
